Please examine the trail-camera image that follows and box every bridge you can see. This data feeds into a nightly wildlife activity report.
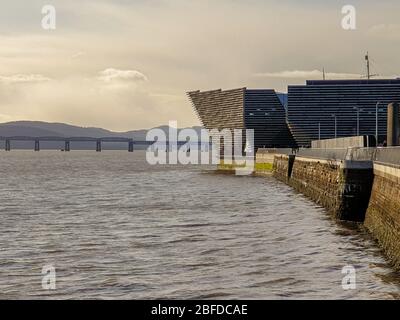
[0,136,194,152]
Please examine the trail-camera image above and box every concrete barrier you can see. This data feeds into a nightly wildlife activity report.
[375,147,400,164]
[311,136,376,149]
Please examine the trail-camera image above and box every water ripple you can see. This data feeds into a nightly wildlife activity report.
[0,150,399,299]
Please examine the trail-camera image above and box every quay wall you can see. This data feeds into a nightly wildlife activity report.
[267,146,400,269]
[364,162,400,269]
[272,154,294,183]
[287,157,373,221]
[217,146,400,269]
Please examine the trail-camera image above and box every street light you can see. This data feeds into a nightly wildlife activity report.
[375,102,381,144]
[331,114,337,138]
[353,107,364,136]
[318,122,321,140]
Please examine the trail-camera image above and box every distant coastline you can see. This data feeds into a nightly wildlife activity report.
[0,121,202,150]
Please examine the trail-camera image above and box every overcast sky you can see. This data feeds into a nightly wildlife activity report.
[0,0,399,130]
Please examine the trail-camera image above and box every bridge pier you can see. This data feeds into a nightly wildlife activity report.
[128,140,134,152]
[96,140,102,152]
[0,137,161,151]
[34,140,40,152]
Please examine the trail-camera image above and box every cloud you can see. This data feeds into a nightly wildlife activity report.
[0,74,51,84]
[0,113,13,122]
[0,71,187,131]
[1,1,399,130]
[98,68,148,83]
[71,51,85,59]
[254,70,362,80]
[367,24,400,40]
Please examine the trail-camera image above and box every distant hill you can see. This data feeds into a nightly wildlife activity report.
[0,121,203,150]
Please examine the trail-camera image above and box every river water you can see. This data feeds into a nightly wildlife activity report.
[0,150,399,299]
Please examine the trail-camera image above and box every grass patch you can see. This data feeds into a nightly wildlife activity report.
[217,161,247,171]
[217,161,273,172]
[255,162,274,171]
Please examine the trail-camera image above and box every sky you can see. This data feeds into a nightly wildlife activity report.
[0,0,399,131]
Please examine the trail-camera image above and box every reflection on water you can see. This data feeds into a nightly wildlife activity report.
[0,150,399,299]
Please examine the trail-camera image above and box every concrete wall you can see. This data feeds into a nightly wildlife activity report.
[257,148,294,156]
[311,136,375,149]
[365,162,400,269]
[375,147,400,164]
[260,147,371,161]
[312,136,362,148]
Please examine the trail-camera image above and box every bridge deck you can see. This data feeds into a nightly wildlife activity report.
[0,136,134,142]
[0,136,204,151]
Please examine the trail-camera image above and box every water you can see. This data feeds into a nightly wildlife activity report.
[0,150,399,299]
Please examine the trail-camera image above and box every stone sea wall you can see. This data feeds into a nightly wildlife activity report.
[272,154,373,222]
[364,162,400,269]
[272,154,293,183]
[219,147,400,269]
[288,157,373,221]
[288,157,343,217]
[260,148,400,269]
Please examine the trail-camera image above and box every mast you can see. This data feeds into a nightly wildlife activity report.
[365,52,370,80]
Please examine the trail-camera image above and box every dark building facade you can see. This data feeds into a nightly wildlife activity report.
[287,79,400,147]
[187,88,296,149]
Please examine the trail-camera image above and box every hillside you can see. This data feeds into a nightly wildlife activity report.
[0,121,202,150]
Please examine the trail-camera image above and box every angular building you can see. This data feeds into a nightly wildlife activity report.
[187,88,296,149]
[287,79,400,147]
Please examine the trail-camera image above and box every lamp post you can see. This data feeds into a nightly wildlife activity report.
[331,114,337,138]
[353,107,364,136]
[318,122,321,140]
[356,107,359,136]
[375,102,381,144]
